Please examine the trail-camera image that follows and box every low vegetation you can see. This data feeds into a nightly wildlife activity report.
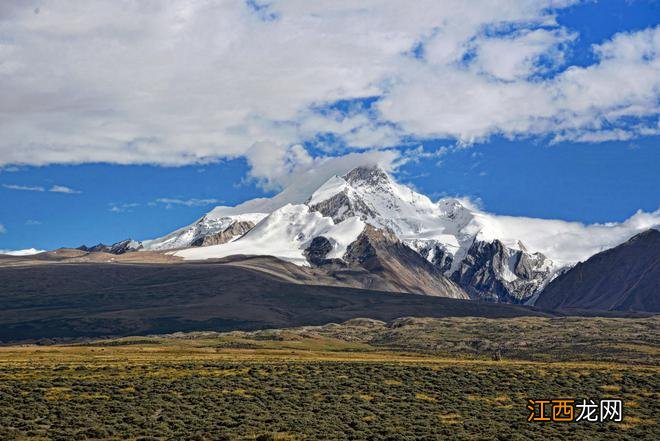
[164,315,660,365]
[0,316,657,440]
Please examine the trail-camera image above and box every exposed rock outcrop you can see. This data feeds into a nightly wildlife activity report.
[303,236,339,266]
[450,240,553,303]
[309,191,376,224]
[190,221,255,247]
[304,225,469,299]
[77,239,142,255]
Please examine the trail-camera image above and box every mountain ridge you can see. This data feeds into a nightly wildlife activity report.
[73,165,660,304]
[536,229,660,312]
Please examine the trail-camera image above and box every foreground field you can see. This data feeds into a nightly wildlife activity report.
[0,348,657,440]
[0,316,658,440]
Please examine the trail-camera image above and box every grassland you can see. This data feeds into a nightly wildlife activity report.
[0,316,658,440]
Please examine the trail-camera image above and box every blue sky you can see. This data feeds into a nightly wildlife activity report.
[0,1,659,251]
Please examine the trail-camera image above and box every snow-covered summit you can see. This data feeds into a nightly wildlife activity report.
[308,166,450,236]
[307,166,659,266]
[140,164,659,303]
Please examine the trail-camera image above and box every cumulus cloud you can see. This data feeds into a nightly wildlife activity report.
[472,28,576,81]
[475,208,660,264]
[0,1,657,186]
[378,25,660,144]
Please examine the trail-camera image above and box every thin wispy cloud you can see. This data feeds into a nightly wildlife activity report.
[25,219,41,225]
[109,203,140,213]
[3,184,45,192]
[2,184,81,194]
[49,185,81,194]
[0,223,6,234]
[156,198,221,208]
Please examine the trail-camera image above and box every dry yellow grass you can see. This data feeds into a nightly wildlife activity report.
[1,343,656,373]
[1,341,656,440]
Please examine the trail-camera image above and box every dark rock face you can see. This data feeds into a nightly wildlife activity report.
[341,225,468,299]
[109,239,142,254]
[416,243,454,273]
[536,229,660,312]
[302,225,468,298]
[303,236,335,266]
[190,221,255,247]
[452,240,510,302]
[77,243,109,253]
[309,190,377,224]
[343,226,384,270]
[450,240,552,303]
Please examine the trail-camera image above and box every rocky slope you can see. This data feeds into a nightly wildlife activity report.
[304,225,468,299]
[141,212,267,251]
[189,220,255,247]
[0,261,549,343]
[535,229,660,312]
[446,240,553,303]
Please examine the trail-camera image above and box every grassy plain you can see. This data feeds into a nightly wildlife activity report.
[0,316,658,440]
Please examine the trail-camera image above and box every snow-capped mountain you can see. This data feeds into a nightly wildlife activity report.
[299,167,562,302]
[98,165,658,303]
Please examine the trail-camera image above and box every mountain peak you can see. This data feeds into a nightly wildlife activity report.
[343,166,391,186]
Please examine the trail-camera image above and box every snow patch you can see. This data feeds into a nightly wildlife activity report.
[174,204,365,265]
[308,175,349,206]
[142,212,267,251]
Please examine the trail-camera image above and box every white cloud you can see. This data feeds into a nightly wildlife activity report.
[155,198,221,208]
[474,208,660,264]
[108,202,140,213]
[25,219,41,225]
[0,223,5,234]
[0,248,45,256]
[2,184,44,192]
[48,185,81,194]
[2,183,81,193]
[0,1,657,186]
[210,149,401,217]
[472,28,575,81]
[379,25,660,144]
